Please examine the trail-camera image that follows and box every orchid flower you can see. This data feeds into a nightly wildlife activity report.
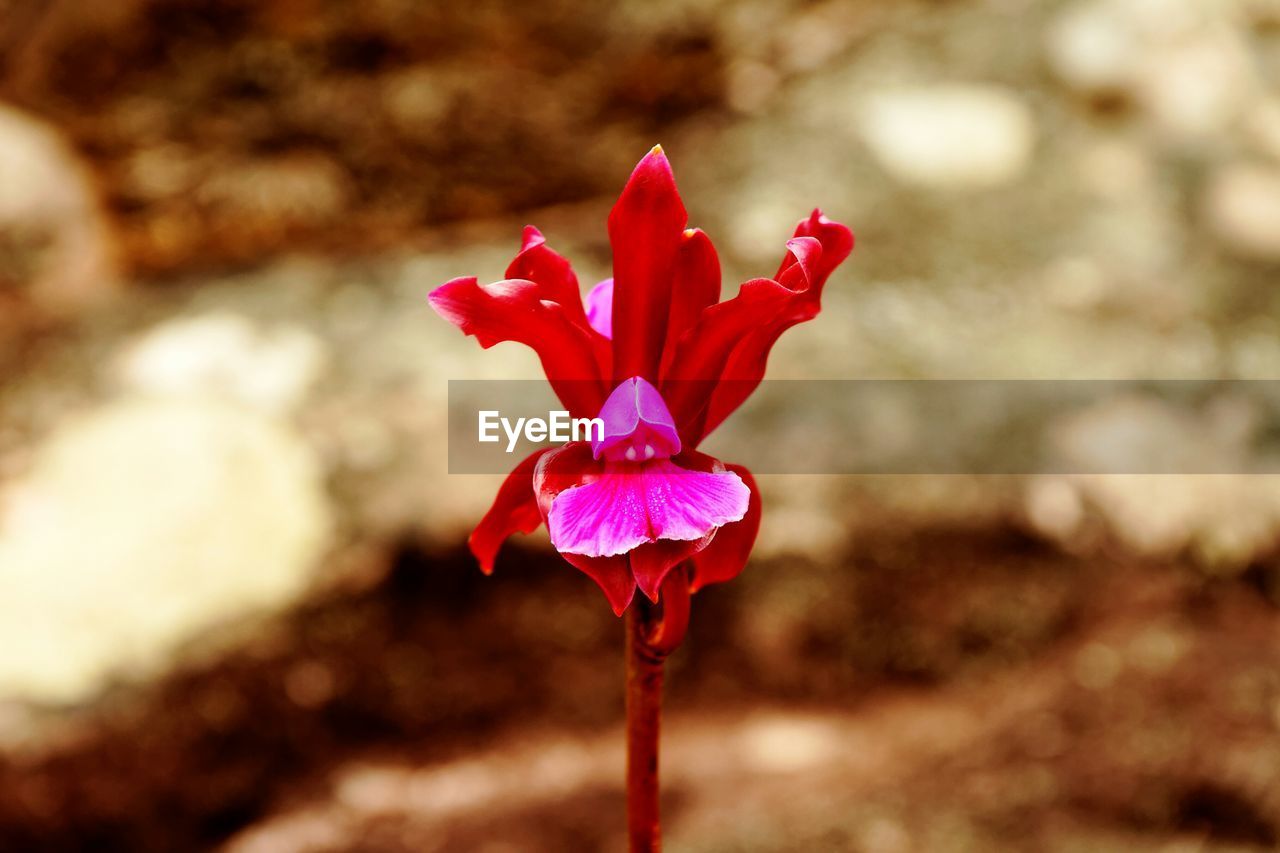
[430,146,852,851]
[429,146,853,616]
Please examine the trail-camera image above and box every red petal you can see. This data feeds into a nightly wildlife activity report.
[429,276,607,418]
[468,448,550,574]
[562,552,637,616]
[506,226,613,378]
[785,209,855,295]
[689,463,761,592]
[696,236,824,440]
[630,535,711,602]
[645,569,691,653]
[664,212,854,444]
[608,146,688,383]
[660,273,803,445]
[660,227,721,379]
[506,226,588,325]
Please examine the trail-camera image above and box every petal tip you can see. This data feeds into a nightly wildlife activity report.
[631,145,676,183]
[426,276,476,323]
[518,224,546,251]
[467,537,497,576]
[610,588,635,616]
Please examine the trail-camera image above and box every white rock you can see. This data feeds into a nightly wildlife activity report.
[1075,140,1154,201]
[0,104,117,315]
[1041,256,1109,311]
[1032,394,1280,569]
[1046,2,1138,94]
[1048,0,1259,139]
[1134,26,1256,139]
[1111,0,1206,42]
[0,398,330,703]
[1242,97,1280,162]
[116,312,327,414]
[1204,163,1280,262]
[1026,477,1086,541]
[857,85,1036,190]
[1042,474,1280,569]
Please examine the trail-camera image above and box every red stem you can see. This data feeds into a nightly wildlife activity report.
[626,604,663,852]
[625,569,690,853]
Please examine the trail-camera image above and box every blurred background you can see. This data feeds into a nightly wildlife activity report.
[1,0,1279,850]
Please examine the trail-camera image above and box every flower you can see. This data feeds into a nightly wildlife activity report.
[429,146,853,615]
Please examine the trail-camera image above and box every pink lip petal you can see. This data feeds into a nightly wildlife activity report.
[548,458,748,560]
[548,465,651,557]
[640,460,748,542]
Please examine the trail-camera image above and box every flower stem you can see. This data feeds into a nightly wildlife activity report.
[625,569,691,853]
[626,603,663,852]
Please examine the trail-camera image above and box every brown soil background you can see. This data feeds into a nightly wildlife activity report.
[0,1,1278,851]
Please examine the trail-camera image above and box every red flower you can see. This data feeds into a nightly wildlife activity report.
[430,146,853,614]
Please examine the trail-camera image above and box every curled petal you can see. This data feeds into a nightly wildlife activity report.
[507,226,612,378]
[689,463,761,591]
[468,448,551,574]
[786,209,855,296]
[700,233,837,440]
[663,212,853,444]
[429,276,607,418]
[506,225,589,326]
[585,278,614,339]
[661,270,808,446]
[608,145,688,383]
